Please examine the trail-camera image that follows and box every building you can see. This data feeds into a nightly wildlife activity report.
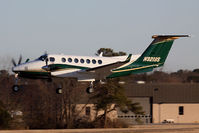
[12,78,199,125]
[119,83,199,124]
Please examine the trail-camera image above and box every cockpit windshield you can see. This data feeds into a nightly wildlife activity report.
[37,54,48,61]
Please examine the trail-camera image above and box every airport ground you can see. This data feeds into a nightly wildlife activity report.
[1,124,199,133]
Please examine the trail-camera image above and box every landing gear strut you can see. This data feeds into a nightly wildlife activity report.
[86,81,96,94]
[12,74,20,92]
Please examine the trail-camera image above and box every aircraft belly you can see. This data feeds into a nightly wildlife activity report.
[51,69,95,81]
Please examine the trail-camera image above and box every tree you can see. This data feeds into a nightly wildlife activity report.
[92,79,144,127]
[96,48,126,57]
[0,56,12,72]
[94,48,143,127]
[51,77,91,129]
[0,101,11,129]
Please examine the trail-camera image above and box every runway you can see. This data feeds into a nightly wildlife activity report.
[1,124,199,133]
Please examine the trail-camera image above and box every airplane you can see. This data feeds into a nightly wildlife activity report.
[12,35,189,93]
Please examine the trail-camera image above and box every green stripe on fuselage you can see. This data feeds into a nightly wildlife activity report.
[107,65,155,78]
[48,64,89,72]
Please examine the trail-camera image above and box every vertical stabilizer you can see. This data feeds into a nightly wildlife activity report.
[108,35,189,78]
[133,35,189,66]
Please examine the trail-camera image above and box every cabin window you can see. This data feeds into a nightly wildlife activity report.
[92,59,96,64]
[49,57,55,62]
[80,59,84,63]
[62,58,66,63]
[98,60,102,64]
[68,58,72,63]
[179,106,184,115]
[74,58,79,63]
[86,59,90,64]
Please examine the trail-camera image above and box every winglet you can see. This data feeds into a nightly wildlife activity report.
[125,54,132,62]
[99,52,103,57]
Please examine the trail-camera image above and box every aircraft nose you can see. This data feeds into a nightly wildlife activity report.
[12,65,23,73]
[12,66,18,73]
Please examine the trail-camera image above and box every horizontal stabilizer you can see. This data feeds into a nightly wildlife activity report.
[151,35,190,45]
[152,35,190,38]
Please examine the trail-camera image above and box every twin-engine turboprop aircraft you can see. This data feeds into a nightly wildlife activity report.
[12,35,189,93]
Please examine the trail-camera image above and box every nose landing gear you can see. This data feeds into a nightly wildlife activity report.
[12,85,20,92]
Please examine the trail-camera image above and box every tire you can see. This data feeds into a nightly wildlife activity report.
[86,87,94,94]
[56,88,62,94]
[12,85,20,92]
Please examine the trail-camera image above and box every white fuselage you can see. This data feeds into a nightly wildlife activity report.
[12,54,140,81]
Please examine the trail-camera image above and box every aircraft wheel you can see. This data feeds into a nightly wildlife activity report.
[12,85,20,92]
[56,88,62,94]
[86,87,94,94]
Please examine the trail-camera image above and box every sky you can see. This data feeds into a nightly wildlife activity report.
[0,0,199,72]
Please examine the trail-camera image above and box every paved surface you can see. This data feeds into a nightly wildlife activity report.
[1,124,199,133]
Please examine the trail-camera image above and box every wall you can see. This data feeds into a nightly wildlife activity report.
[153,103,199,123]
[75,104,118,121]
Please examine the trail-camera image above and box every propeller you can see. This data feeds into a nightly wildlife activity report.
[43,58,50,71]
[12,55,30,67]
[18,55,22,65]
[45,58,48,66]
[12,55,22,67]
[12,58,17,67]
[44,51,48,55]
[41,51,50,71]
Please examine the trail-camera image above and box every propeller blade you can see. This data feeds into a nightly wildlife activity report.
[45,58,48,66]
[12,59,17,66]
[18,55,22,65]
[44,51,48,55]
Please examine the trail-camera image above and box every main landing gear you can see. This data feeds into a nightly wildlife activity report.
[12,74,20,92]
[56,84,63,94]
[86,81,98,94]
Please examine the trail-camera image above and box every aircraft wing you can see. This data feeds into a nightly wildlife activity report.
[86,62,126,80]
[85,54,132,80]
[86,61,123,72]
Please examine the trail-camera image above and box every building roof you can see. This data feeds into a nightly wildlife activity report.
[125,83,199,104]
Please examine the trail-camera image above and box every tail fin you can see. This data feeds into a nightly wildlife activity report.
[108,35,189,78]
[133,35,189,66]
